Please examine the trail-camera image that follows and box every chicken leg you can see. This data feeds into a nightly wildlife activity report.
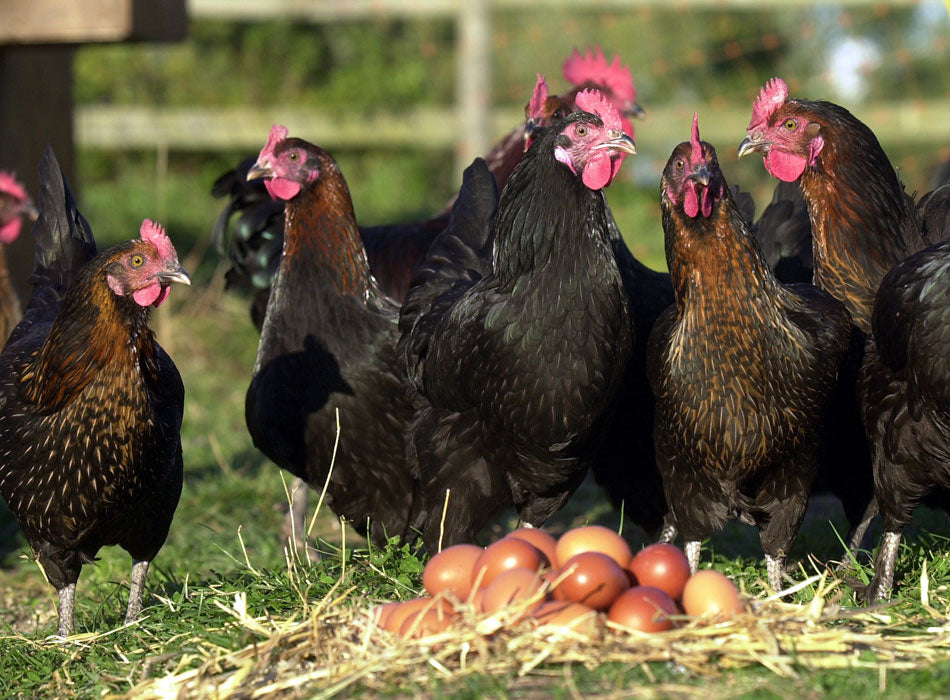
[125,559,150,623]
[57,583,76,636]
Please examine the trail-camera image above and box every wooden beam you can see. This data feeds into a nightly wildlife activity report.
[74,101,950,153]
[0,0,186,44]
[188,0,922,21]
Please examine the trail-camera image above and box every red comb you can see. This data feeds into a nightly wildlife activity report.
[260,124,289,161]
[749,77,789,130]
[140,219,176,261]
[575,89,624,133]
[691,113,703,162]
[528,74,548,122]
[563,46,636,106]
[0,171,27,200]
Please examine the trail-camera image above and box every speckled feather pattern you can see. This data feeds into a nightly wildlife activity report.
[782,99,926,333]
[0,247,183,589]
[652,156,851,561]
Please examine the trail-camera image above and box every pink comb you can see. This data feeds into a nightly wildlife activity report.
[0,171,28,201]
[140,219,176,261]
[527,74,549,122]
[691,113,703,162]
[260,124,289,161]
[563,46,636,106]
[575,89,624,134]
[749,77,789,130]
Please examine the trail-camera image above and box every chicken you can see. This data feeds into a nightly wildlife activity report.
[860,237,950,601]
[399,90,636,550]
[213,47,644,327]
[243,126,422,547]
[735,77,938,550]
[649,116,853,590]
[0,170,38,346]
[0,147,190,636]
[738,77,928,334]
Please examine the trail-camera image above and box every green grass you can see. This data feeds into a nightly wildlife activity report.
[1,167,949,697]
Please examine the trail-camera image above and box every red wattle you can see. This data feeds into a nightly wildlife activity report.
[683,181,699,218]
[133,282,163,307]
[0,218,21,244]
[701,187,712,217]
[764,149,808,182]
[265,178,302,201]
[582,151,614,190]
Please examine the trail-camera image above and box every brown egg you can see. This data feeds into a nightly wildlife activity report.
[370,602,400,629]
[608,585,678,633]
[681,570,745,619]
[398,606,456,639]
[552,551,630,610]
[482,568,546,621]
[555,525,632,568]
[470,586,487,613]
[473,538,548,589]
[628,543,691,600]
[506,528,558,566]
[381,597,451,633]
[423,543,484,599]
[532,601,599,634]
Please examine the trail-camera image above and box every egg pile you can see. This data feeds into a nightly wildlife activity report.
[372,525,746,638]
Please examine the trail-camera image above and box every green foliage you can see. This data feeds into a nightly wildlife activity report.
[75,19,455,110]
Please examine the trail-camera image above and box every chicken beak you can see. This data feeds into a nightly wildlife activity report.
[159,262,192,286]
[737,135,771,159]
[688,167,711,187]
[595,131,637,156]
[23,200,39,221]
[625,102,646,120]
[246,160,273,181]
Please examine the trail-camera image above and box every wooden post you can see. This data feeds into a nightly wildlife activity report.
[456,0,491,180]
[0,0,186,298]
[0,46,76,299]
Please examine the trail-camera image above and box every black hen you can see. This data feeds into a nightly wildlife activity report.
[399,91,636,550]
[861,239,950,601]
[243,127,422,546]
[650,117,853,589]
[0,148,189,635]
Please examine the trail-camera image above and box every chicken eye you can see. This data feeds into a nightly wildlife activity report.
[784,118,798,131]
[288,152,299,162]
[575,125,588,137]
[675,159,684,170]
[131,254,144,268]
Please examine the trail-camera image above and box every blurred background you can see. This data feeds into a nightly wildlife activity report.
[2,0,948,275]
[1,0,949,616]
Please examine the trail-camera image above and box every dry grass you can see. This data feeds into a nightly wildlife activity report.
[114,546,950,699]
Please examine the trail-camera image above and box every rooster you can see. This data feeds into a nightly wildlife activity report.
[244,126,422,547]
[399,90,636,550]
[860,238,950,601]
[650,116,853,590]
[212,47,644,328]
[0,171,38,346]
[0,148,190,636]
